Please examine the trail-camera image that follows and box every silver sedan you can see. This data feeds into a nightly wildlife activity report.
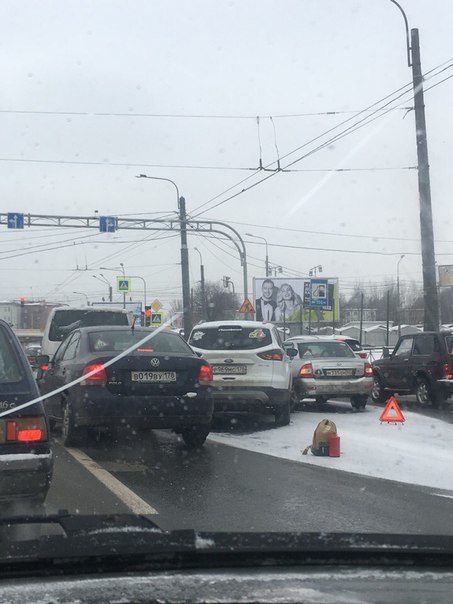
[284,338,373,410]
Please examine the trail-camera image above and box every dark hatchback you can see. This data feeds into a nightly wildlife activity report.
[0,320,53,505]
[38,326,214,448]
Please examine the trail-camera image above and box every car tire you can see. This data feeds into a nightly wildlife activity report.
[350,395,368,410]
[61,400,87,447]
[289,389,299,412]
[371,375,386,404]
[274,400,291,427]
[415,376,440,408]
[181,426,210,449]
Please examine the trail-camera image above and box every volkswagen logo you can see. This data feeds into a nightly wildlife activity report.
[224,358,234,364]
[150,358,160,367]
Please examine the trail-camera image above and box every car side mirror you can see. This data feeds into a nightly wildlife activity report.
[286,348,298,358]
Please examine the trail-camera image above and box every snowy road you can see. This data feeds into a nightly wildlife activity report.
[208,402,453,492]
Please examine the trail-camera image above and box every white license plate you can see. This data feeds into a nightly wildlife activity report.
[131,371,177,383]
[324,369,353,377]
[212,365,247,375]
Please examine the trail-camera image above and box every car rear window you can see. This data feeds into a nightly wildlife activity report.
[49,310,129,342]
[190,326,273,350]
[88,330,193,354]
[0,330,24,384]
[297,342,355,358]
[341,339,362,351]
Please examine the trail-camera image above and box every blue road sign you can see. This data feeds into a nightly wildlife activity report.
[7,213,24,229]
[310,278,328,308]
[99,216,116,233]
[117,278,130,293]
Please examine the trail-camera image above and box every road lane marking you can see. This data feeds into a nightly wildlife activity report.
[65,447,158,515]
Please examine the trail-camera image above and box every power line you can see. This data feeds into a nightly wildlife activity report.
[189,59,453,218]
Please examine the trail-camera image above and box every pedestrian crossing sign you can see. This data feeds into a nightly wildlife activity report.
[151,311,164,326]
[238,298,255,314]
[117,277,130,293]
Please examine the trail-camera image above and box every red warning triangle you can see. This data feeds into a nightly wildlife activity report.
[238,298,255,314]
[379,396,405,423]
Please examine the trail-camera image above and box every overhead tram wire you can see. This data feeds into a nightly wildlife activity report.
[189,74,444,218]
[189,59,453,218]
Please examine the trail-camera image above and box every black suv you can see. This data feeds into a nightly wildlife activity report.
[372,331,453,407]
[0,320,53,505]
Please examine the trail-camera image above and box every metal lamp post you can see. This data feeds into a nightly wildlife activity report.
[136,174,191,337]
[397,254,406,338]
[194,247,207,320]
[389,0,439,331]
[73,291,89,306]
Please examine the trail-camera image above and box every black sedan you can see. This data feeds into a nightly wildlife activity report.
[0,320,53,505]
[38,326,214,449]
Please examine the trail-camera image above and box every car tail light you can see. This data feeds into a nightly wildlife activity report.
[257,349,283,361]
[81,363,108,386]
[443,364,453,379]
[5,417,47,443]
[198,364,213,382]
[137,348,154,352]
[40,363,49,372]
[299,362,314,378]
[364,362,373,376]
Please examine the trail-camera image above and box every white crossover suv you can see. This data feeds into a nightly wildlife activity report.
[188,320,295,426]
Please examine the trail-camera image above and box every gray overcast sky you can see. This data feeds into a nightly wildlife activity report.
[1,0,452,308]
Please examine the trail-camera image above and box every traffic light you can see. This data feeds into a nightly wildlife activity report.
[20,297,25,306]
[144,306,151,327]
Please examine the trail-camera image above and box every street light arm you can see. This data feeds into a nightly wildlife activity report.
[136,174,180,208]
[389,0,412,66]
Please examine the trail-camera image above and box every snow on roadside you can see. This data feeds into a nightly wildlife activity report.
[208,405,453,491]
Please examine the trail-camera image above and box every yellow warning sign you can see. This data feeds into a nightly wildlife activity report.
[239,298,255,314]
[151,299,162,312]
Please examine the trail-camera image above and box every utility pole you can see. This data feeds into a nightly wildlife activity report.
[389,2,439,330]
[200,262,206,319]
[359,293,364,345]
[411,28,439,331]
[179,196,192,338]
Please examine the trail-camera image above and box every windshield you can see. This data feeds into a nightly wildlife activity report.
[1,0,453,577]
[88,329,193,354]
[189,326,273,350]
[297,342,355,358]
[49,310,129,341]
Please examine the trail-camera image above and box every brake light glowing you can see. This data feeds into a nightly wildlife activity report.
[137,348,154,352]
[364,362,373,376]
[4,417,47,443]
[81,363,108,386]
[257,349,283,361]
[198,365,213,382]
[299,362,314,378]
[443,364,453,379]
[17,429,42,442]
[40,364,49,372]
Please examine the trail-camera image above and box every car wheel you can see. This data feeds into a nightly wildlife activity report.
[274,400,291,427]
[61,400,87,447]
[289,389,299,412]
[181,426,210,449]
[415,377,440,408]
[371,375,386,404]
[350,395,368,410]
